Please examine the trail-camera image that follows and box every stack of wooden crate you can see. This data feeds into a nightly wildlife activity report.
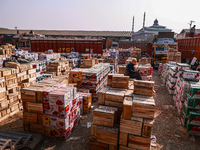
[134,80,155,96]
[117,65,126,74]
[90,105,119,150]
[112,75,129,89]
[0,67,22,121]
[46,59,70,76]
[90,85,134,150]
[119,94,155,150]
[0,43,14,58]
[107,74,130,89]
[82,59,96,68]
[93,77,156,150]
[5,62,36,88]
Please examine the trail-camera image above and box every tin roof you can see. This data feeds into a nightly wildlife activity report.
[0,28,131,37]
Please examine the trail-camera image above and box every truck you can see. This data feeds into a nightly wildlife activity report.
[152,32,177,68]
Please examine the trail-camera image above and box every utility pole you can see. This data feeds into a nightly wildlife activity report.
[189,20,195,29]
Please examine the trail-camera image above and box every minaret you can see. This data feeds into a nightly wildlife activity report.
[143,12,146,30]
[132,16,134,33]
[131,16,134,41]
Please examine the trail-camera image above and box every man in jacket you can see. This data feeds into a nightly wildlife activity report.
[125,58,142,80]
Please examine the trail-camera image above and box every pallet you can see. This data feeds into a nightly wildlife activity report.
[0,139,12,150]
[0,129,32,149]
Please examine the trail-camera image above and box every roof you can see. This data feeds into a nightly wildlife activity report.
[0,28,132,37]
[133,19,172,36]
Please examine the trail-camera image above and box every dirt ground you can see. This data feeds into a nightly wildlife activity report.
[0,69,200,150]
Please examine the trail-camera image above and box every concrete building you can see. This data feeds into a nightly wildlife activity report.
[132,19,172,41]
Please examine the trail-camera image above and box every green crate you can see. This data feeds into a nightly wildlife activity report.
[186,94,200,109]
[188,111,200,124]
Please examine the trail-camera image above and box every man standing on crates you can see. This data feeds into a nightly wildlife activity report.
[125,58,142,80]
[190,25,196,37]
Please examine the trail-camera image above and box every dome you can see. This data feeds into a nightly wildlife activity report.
[153,19,159,26]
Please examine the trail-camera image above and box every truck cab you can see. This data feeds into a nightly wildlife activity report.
[152,38,177,68]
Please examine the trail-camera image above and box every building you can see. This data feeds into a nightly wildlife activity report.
[0,27,132,44]
[132,19,172,41]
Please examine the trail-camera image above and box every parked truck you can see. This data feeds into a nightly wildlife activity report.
[152,32,177,68]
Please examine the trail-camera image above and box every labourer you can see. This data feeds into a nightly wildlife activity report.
[190,25,196,37]
[125,58,142,80]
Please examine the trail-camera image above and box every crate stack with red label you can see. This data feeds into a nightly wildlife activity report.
[81,63,110,100]
[138,65,153,81]
[43,86,81,140]
[21,76,88,139]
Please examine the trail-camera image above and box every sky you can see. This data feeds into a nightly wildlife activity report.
[0,0,199,33]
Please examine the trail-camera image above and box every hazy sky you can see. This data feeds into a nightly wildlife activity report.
[0,0,199,33]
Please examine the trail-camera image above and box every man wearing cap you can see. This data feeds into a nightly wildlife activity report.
[125,58,142,80]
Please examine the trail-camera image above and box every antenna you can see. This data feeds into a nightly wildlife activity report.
[189,20,195,29]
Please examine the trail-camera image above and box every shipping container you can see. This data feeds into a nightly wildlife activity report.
[176,37,200,61]
[30,39,103,54]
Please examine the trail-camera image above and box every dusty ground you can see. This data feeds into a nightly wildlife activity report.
[0,70,200,150]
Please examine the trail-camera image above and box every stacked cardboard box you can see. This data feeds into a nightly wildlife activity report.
[22,76,76,137]
[68,58,79,68]
[81,54,91,59]
[43,86,80,140]
[77,92,92,114]
[107,51,118,73]
[167,48,181,63]
[81,63,110,100]
[0,67,22,121]
[158,63,164,77]
[138,64,153,81]
[31,61,47,82]
[69,68,84,88]
[38,53,61,61]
